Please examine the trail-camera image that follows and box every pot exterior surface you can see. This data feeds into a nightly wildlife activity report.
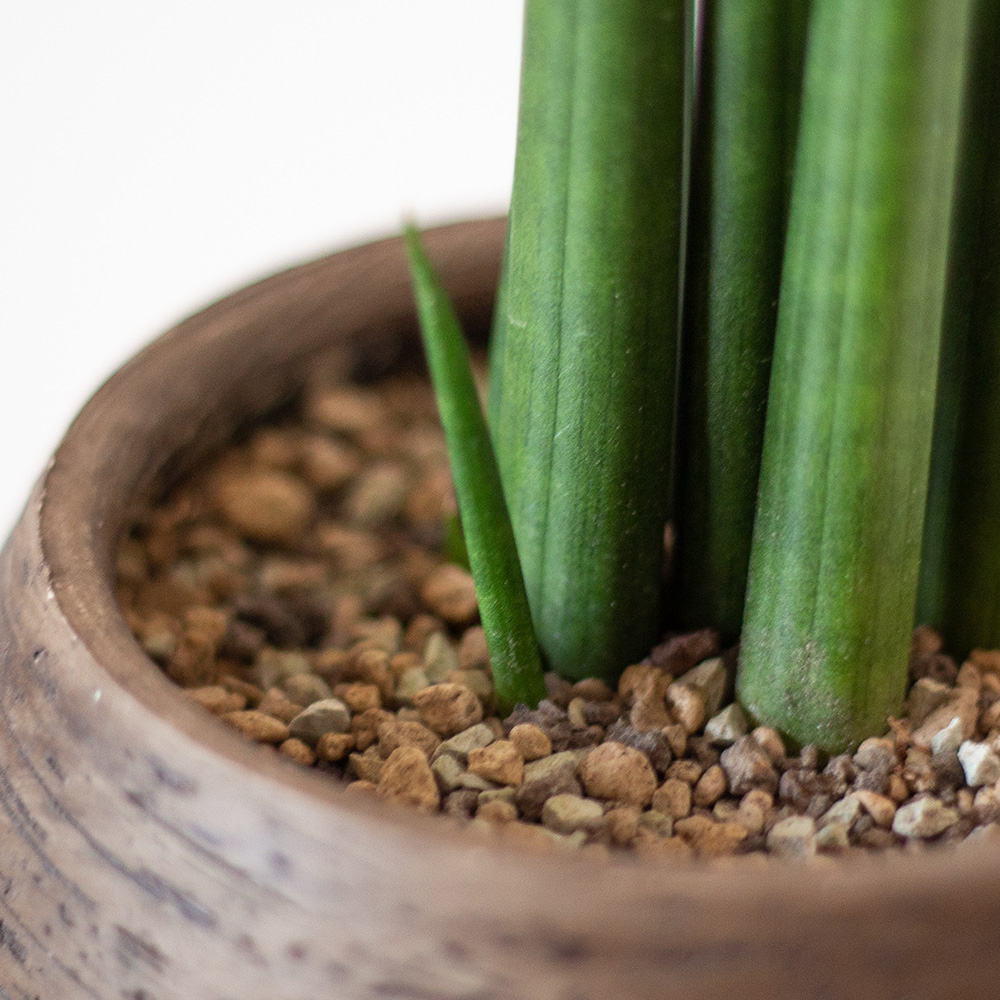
[1,219,999,999]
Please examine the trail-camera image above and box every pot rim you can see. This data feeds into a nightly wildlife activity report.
[32,215,1000,910]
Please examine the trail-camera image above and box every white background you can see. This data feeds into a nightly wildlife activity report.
[0,2,523,537]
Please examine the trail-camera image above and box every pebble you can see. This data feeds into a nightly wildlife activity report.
[674,815,749,856]
[185,685,246,715]
[815,822,850,852]
[579,742,656,808]
[604,807,640,846]
[767,816,817,858]
[892,796,959,839]
[652,778,692,819]
[412,683,484,736]
[541,794,604,835]
[853,790,896,829]
[693,764,728,807]
[509,723,552,762]
[819,793,861,829]
[906,677,951,726]
[721,736,779,796]
[704,703,749,746]
[378,720,441,758]
[316,732,354,762]
[467,741,524,786]
[957,741,1000,788]
[516,751,586,820]
[930,717,965,756]
[666,682,707,735]
[750,726,786,763]
[222,710,290,744]
[420,564,479,625]
[288,698,352,746]
[213,468,315,545]
[676,657,728,718]
[478,799,518,824]
[377,747,440,812]
[434,723,497,763]
[280,738,316,766]
[911,687,978,749]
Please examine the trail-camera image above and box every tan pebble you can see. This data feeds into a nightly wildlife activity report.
[693,764,728,808]
[352,614,403,655]
[652,778,693,819]
[497,822,559,851]
[305,385,388,436]
[603,807,641,847]
[663,723,688,758]
[579,742,656,808]
[316,732,355,762]
[413,683,484,737]
[222,710,289,744]
[853,790,897,829]
[666,682,706,735]
[348,751,385,784]
[633,830,692,859]
[420,564,479,625]
[477,799,518,824]
[219,676,264,707]
[378,720,441,759]
[666,759,704,786]
[184,685,246,715]
[351,648,394,699]
[887,773,909,803]
[299,435,360,491]
[970,648,1000,676]
[313,523,384,572]
[630,670,672,731]
[572,678,615,702]
[981,699,1000,732]
[378,747,441,812]
[351,708,395,751]
[445,669,494,707]
[736,789,774,834]
[279,738,316,766]
[567,697,588,728]
[751,726,786,763]
[212,468,315,545]
[638,810,674,838]
[467,741,524,786]
[312,648,350,683]
[509,723,552,762]
[345,780,378,795]
[458,626,490,671]
[674,815,749,856]
[333,682,383,713]
[618,663,667,704]
[956,661,982,690]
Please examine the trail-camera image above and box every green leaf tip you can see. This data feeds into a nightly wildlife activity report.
[404,224,547,714]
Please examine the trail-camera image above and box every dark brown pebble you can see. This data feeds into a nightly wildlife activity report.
[647,629,720,676]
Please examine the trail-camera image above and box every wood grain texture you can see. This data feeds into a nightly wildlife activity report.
[1,218,999,998]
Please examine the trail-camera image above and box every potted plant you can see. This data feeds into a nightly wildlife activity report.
[2,2,999,998]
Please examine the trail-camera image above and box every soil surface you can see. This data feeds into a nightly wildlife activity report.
[116,366,1000,860]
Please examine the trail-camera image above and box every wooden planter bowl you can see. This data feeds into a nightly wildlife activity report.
[1,219,997,999]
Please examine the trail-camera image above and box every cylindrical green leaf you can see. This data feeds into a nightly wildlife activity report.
[918,5,1000,651]
[738,0,974,752]
[405,226,547,714]
[673,0,809,639]
[491,0,686,682]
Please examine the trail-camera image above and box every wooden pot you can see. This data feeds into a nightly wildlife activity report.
[0,218,997,999]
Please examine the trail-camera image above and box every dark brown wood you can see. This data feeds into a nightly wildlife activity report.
[1,218,998,998]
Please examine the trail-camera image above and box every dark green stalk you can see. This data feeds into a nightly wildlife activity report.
[404,226,546,714]
[737,0,974,752]
[490,0,685,682]
[672,0,809,638]
[918,3,1000,651]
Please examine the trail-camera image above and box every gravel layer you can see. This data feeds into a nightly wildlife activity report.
[116,368,1000,860]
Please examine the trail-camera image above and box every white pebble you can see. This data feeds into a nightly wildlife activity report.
[958,740,1000,788]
